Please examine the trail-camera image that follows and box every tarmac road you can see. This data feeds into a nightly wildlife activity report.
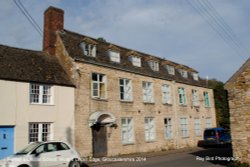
[85,146,234,167]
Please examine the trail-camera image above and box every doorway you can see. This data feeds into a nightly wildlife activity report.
[92,124,107,157]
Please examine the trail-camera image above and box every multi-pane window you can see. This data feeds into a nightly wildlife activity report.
[194,118,201,136]
[144,117,156,141]
[29,123,52,142]
[108,50,120,63]
[142,81,154,103]
[121,118,134,144]
[80,42,96,57]
[120,78,132,101]
[92,73,107,99]
[165,65,175,75]
[192,73,199,81]
[192,89,199,107]
[180,118,189,137]
[179,69,188,78]
[164,118,172,139]
[148,60,159,71]
[204,91,210,107]
[129,56,141,67]
[161,84,171,104]
[206,117,212,128]
[178,87,186,105]
[30,84,52,104]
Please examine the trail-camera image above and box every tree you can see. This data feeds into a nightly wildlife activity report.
[208,79,230,129]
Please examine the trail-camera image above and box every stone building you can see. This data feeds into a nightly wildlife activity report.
[225,58,250,164]
[43,6,217,157]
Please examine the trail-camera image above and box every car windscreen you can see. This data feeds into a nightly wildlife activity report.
[15,142,41,155]
[204,130,216,137]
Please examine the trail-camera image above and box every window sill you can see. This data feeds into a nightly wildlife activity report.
[122,142,135,146]
[120,100,133,103]
[179,104,187,107]
[143,102,155,105]
[145,140,156,143]
[165,138,173,140]
[192,105,200,108]
[92,98,108,102]
[181,136,190,139]
[30,103,55,106]
[163,103,172,106]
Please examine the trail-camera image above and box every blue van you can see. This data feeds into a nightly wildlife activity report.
[203,127,231,146]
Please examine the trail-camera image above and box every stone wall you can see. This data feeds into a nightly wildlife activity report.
[226,66,250,164]
[74,62,216,157]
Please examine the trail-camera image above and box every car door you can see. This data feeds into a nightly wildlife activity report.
[30,143,61,167]
[53,142,75,167]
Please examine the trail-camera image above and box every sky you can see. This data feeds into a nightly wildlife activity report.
[0,0,249,82]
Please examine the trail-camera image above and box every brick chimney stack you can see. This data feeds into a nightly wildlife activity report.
[43,6,64,55]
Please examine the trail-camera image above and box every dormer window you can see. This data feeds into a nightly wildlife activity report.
[148,60,159,71]
[129,56,141,67]
[192,73,199,81]
[108,50,120,63]
[80,42,96,57]
[179,69,188,78]
[165,65,175,75]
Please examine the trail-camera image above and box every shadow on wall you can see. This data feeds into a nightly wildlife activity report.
[66,127,90,167]
[66,127,73,145]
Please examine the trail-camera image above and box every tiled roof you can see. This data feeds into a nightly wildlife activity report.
[59,29,208,88]
[0,44,74,86]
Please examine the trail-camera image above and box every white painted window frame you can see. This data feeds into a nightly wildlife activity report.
[164,118,172,139]
[120,78,133,101]
[30,84,53,105]
[148,60,159,71]
[121,118,134,144]
[192,73,199,81]
[205,117,212,128]
[178,87,186,105]
[194,118,201,136]
[180,117,189,138]
[192,89,200,107]
[161,84,172,104]
[165,65,175,75]
[80,42,96,57]
[29,123,53,142]
[179,69,188,78]
[204,91,210,108]
[129,56,141,67]
[108,50,120,63]
[92,73,107,99]
[144,117,156,141]
[142,81,154,103]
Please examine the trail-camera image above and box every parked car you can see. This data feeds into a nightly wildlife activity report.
[0,141,82,167]
[203,127,231,146]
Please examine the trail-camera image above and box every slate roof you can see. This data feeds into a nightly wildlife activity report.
[0,44,74,87]
[59,29,208,88]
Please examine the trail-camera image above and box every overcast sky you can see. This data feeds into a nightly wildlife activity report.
[0,0,249,82]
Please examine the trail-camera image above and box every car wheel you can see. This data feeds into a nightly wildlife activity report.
[69,160,81,167]
[18,165,30,167]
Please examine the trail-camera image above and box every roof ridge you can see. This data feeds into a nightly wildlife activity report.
[0,44,43,54]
